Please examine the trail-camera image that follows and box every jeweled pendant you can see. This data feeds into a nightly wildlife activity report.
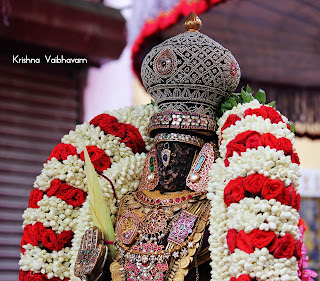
[147,173,155,182]
[190,172,199,183]
[161,148,171,167]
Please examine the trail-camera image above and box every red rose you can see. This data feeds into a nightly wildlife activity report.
[221,114,241,132]
[92,154,112,173]
[249,229,276,248]
[224,177,245,206]
[278,137,292,155]
[261,133,279,150]
[245,107,268,119]
[267,235,279,253]
[80,146,105,162]
[232,275,251,281]
[47,179,63,197]
[294,240,303,259]
[48,143,78,162]
[263,106,283,123]
[245,133,263,150]
[261,178,284,200]
[57,230,73,247]
[290,151,300,165]
[32,222,46,242]
[80,146,111,173]
[28,189,44,208]
[286,185,300,211]
[19,270,28,281]
[293,192,301,211]
[105,122,126,138]
[235,131,260,145]
[22,225,38,246]
[42,229,61,251]
[227,229,237,253]
[225,143,246,160]
[243,173,265,195]
[225,131,263,163]
[63,188,87,207]
[236,230,254,254]
[273,233,295,258]
[89,114,118,131]
[55,183,74,200]
[275,186,291,206]
[26,272,47,281]
[121,124,146,154]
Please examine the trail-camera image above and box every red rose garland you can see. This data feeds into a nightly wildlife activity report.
[21,222,73,253]
[89,113,147,154]
[210,101,317,280]
[47,179,87,207]
[226,229,301,259]
[225,131,299,166]
[47,143,78,162]
[244,105,288,126]
[224,174,300,210]
[221,114,241,132]
[28,189,44,208]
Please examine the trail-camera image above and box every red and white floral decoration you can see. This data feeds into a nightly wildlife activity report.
[19,104,157,281]
[207,99,316,281]
[19,100,316,281]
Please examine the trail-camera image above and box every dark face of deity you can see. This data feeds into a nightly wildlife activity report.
[156,141,199,194]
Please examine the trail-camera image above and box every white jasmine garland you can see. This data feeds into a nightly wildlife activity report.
[229,249,299,281]
[102,153,146,201]
[22,195,79,232]
[207,158,229,280]
[217,100,289,140]
[217,99,262,133]
[19,244,72,279]
[226,147,301,189]
[62,123,134,163]
[227,197,300,239]
[34,156,86,192]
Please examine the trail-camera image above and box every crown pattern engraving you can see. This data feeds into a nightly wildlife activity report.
[141,29,241,117]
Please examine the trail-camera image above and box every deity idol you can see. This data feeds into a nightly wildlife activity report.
[20,12,316,281]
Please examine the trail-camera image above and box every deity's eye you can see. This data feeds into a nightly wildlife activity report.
[155,49,175,76]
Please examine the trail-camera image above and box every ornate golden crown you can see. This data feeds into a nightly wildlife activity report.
[141,12,241,136]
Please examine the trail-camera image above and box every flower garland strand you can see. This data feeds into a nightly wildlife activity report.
[207,99,316,281]
[19,104,157,281]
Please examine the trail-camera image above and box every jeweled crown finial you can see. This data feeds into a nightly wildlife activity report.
[184,11,202,31]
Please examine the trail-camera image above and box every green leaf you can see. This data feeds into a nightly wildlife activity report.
[241,88,254,103]
[228,97,238,107]
[246,85,252,94]
[231,93,242,104]
[150,99,156,106]
[267,101,276,108]
[254,89,266,104]
[289,123,295,133]
[223,101,233,109]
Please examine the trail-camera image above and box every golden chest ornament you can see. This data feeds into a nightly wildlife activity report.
[110,190,210,281]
